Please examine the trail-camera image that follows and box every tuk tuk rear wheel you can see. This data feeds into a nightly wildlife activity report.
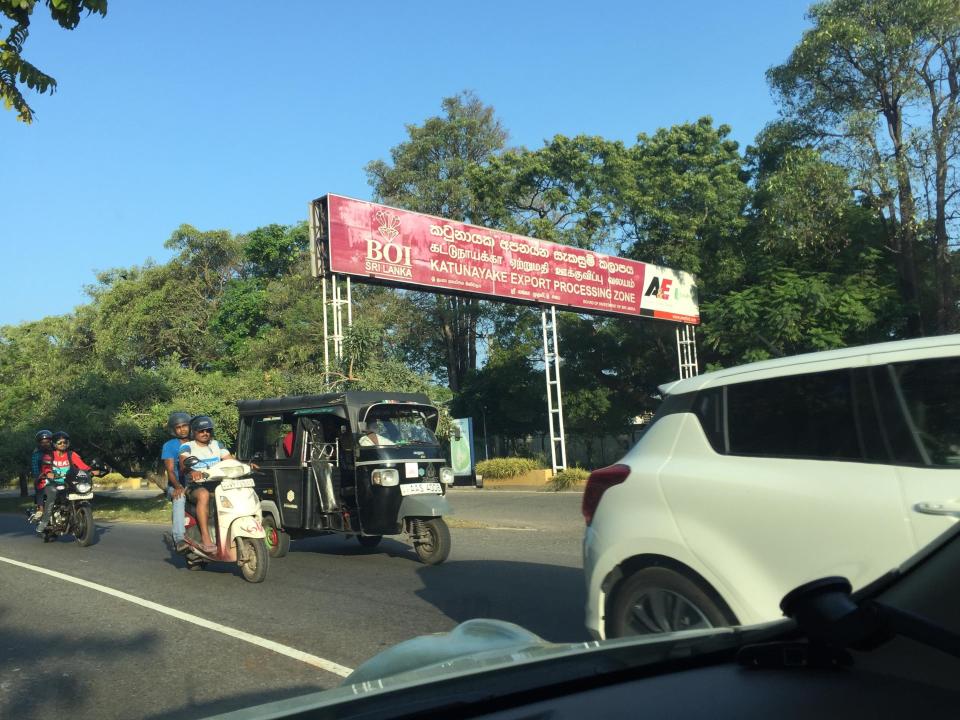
[413,518,450,565]
[263,515,290,558]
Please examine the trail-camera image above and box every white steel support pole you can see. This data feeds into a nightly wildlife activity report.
[541,306,567,474]
[346,276,353,328]
[550,306,567,470]
[675,325,684,378]
[675,324,700,379]
[321,275,330,383]
[332,275,340,358]
[689,324,699,375]
[541,308,557,473]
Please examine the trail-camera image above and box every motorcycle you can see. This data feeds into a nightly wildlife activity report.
[179,457,269,583]
[28,468,96,546]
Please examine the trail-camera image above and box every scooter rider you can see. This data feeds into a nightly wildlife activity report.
[37,431,94,534]
[179,416,233,554]
[162,412,192,552]
[30,430,54,519]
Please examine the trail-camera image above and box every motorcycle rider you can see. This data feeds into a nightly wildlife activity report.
[179,416,233,553]
[37,431,94,534]
[162,412,192,552]
[30,429,54,519]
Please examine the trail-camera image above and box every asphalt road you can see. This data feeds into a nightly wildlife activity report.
[0,488,585,719]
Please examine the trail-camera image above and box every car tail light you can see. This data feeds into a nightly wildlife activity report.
[582,464,630,526]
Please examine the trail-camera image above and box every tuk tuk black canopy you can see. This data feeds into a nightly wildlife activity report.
[236,392,436,430]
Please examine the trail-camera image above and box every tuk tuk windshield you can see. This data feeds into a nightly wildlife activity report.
[361,407,438,447]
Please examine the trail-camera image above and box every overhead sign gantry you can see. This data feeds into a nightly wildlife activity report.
[309,194,700,472]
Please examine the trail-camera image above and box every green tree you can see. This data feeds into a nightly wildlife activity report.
[472,134,624,250]
[768,0,960,335]
[703,144,899,363]
[615,117,750,290]
[365,91,508,391]
[1,0,107,123]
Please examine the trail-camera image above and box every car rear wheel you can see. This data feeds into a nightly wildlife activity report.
[607,567,731,638]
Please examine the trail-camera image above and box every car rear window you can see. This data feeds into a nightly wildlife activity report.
[725,369,863,461]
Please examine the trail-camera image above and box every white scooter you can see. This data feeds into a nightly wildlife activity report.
[180,457,269,583]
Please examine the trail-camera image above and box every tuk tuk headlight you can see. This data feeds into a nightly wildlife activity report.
[440,467,454,485]
[371,469,400,487]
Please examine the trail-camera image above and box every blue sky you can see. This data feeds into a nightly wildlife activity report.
[1,1,812,327]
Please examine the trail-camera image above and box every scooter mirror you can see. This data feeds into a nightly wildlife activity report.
[183,456,201,470]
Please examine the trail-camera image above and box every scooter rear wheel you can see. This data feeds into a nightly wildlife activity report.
[237,537,269,583]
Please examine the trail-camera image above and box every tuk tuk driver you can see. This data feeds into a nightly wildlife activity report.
[359,419,399,446]
[179,415,234,553]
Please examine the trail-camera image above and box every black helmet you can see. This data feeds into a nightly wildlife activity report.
[52,430,70,443]
[167,411,192,432]
[190,416,214,435]
[35,429,53,442]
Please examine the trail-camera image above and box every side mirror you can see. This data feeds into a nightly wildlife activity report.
[183,456,201,470]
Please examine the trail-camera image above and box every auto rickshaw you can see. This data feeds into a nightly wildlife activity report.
[235,392,454,564]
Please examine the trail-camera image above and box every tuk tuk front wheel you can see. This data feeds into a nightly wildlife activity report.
[262,515,290,558]
[412,518,450,565]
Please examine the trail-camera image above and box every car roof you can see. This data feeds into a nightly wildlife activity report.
[660,333,960,395]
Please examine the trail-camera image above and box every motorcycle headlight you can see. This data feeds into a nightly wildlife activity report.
[371,469,399,487]
[440,467,454,485]
[75,481,92,494]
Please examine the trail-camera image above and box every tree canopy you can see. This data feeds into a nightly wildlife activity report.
[1,0,107,123]
[3,1,959,477]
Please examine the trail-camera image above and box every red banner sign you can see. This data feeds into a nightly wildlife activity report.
[322,195,699,324]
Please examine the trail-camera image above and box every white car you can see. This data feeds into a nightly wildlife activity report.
[583,334,960,640]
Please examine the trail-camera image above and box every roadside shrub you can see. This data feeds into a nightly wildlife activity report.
[96,472,128,486]
[475,456,543,480]
[549,466,589,491]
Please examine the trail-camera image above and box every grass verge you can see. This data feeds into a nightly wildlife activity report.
[0,494,170,524]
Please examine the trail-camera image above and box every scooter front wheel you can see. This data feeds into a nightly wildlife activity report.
[237,537,269,583]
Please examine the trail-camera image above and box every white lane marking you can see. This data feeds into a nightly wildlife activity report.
[0,554,352,678]
[449,489,582,495]
[485,526,538,531]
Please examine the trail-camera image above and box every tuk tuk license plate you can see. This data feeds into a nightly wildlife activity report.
[400,482,442,496]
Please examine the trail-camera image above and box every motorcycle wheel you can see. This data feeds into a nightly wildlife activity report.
[237,537,269,583]
[413,518,451,565]
[74,505,95,547]
[262,515,290,558]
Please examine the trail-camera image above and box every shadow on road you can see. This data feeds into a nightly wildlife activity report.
[414,560,590,643]
[0,517,112,545]
[0,606,160,719]
[145,685,330,720]
[290,534,419,561]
